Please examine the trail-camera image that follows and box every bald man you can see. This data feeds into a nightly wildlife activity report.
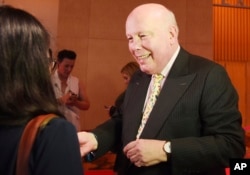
[78,3,245,175]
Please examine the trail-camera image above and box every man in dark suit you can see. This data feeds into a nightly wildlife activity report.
[78,3,245,175]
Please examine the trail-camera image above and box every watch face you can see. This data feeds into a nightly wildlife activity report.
[164,142,171,153]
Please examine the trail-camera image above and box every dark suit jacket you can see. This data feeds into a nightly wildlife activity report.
[92,48,245,175]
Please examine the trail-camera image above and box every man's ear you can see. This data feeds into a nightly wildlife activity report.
[168,25,178,45]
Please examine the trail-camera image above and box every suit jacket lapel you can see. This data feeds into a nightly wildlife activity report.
[140,74,196,138]
[140,48,196,139]
[122,73,151,143]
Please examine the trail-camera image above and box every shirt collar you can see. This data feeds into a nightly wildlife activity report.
[160,45,180,78]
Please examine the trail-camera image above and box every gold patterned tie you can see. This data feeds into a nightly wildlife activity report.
[136,74,164,138]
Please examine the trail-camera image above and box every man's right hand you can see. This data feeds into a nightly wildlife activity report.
[77,131,98,157]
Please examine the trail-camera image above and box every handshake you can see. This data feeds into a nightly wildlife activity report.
[77,131,168,167]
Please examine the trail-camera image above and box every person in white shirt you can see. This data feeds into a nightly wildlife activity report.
[51,49,90,131]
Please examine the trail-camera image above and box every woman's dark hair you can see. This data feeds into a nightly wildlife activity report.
[0,5,61,124]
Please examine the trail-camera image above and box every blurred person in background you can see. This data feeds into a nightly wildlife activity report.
[107,61,140,117]
[51,49,90,131]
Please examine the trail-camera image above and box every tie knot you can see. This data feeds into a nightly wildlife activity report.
[152,74,164,82]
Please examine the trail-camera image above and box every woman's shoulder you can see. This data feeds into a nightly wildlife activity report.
[43,116,76,132]
[35,116,78,141]
[34,116,79,152]
[32,116,83,175]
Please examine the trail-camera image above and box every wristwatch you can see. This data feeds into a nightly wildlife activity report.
[163,141,171,154]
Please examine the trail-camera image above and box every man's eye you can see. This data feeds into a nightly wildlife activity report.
[127,37,132,41]
[127,37,134,43]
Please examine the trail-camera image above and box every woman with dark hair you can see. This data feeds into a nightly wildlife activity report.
[0,5,83,175]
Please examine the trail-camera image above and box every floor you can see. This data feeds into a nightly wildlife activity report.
[84,152,115,175]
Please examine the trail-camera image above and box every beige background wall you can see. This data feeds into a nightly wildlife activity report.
[4,0,59,50]
[3,0,212,130]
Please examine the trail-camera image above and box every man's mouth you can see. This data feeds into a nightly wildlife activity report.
[137,53,150,59]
